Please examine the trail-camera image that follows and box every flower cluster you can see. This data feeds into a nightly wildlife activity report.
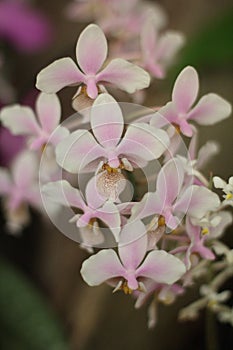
[0,1,232,329]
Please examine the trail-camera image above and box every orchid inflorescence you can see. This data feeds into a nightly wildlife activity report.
[0,0,232,329]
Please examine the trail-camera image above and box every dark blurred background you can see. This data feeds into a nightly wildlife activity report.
[0,0,233,349]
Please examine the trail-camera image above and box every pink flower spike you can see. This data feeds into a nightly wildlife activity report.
[155,66,232,137]
[36,24,150,101]
[56,93,169,174]
[0,92,69,151]
[81,220,186,291]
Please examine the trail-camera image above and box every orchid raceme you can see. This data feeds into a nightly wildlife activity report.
[42,177,121,242]
[0,92,69,151]
[153,66,232,136]
[56,93,170,174]
[36,24,150,102]
[81,220,186,291]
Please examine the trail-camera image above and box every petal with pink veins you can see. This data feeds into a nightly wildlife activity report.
[91,94,124,148]
[117,123,169,164]
[35,92,61,133]
[96,201,121,242]
[81,249,125,286]
[172,66,199,114]
[97,58,150,93]
[188,93,232,125]
[36,57,84,93]
[118,220,148,269]
[76,24,107,74]
[56,129,104,173]
[156,158,184,205]
[136,250,186,284]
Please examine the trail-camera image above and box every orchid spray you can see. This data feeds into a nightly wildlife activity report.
[0,0,232,331]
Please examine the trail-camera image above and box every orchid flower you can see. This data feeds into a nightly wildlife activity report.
[0,150,41,232]
[81,220,186,292]
[140,19,185,79]
[42,177,121,242]
[153,66,231,136]
[184,218,215,269]
[213,176,233,206]
[56,93,169,174]
[131,158,220,230]
[0,0,52,53]
[0,92,69,151]
[36,24,150,102]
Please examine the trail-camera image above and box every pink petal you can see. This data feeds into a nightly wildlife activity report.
[36,57,84,93]
[12,151,38,189]
[55,129,104,173]
[131,192,163,221]
[156,158,184,205]
[174,185,220,219]
[91,94,124,148]
[85,176,106,209]
[96,202,121,242]
[97,58,150,93]
[35,93,61,133]
[117,123,169,165]
[86,78,99,99]
[76,24,107,74]
[196,141,219,170]
[118,220,148,270]
[156,31,185,64]
[42,180,85,210]
[140,19,157,62]
[80,249,125,286]
[0,105,39,135]
[188,93,232,125]
[172,66,199,113]
[136,250,186,284]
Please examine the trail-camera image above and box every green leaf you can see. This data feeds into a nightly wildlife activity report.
[0,258,70,350]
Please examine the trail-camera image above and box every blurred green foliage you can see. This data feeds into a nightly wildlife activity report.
[0,258,70,350]
[175,8,233,72]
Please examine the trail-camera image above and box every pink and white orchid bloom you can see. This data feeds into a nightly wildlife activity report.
[131,158,220,230]
[213,176,233,207]
[184,218,215,269]
[42,177,121,242]
[153,66,232,136]
[140,19,185,79]
[0,92,69,151]
[81,220,186,292]
[0,150,41,232]
[36,24,150,101]
[56,93,169,174]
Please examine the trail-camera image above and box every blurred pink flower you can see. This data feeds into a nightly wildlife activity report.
[36,24,150,100]
[0,0,53,53]
[0,127,25,166]
[140,19,185,79]
[0,92,69,151]
[81,220,186,291]
[154,66,232,136]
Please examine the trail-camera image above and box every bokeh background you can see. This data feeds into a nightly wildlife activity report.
[0,0,233,349]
